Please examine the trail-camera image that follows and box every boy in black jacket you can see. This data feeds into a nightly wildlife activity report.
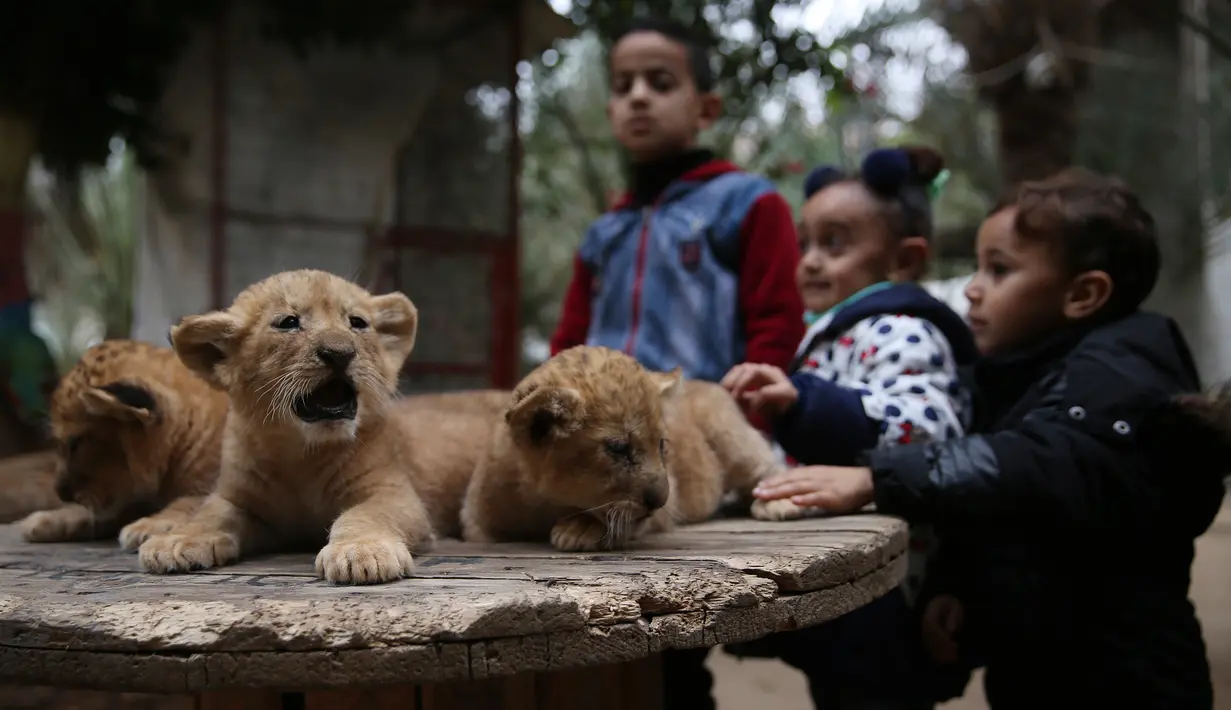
[753,167,1228,709]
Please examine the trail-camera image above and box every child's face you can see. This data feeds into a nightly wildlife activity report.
[796,182,923,313]
[607,31,719,162]
[964,207,1072,355]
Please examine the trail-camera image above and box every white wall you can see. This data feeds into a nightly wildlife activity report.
[1193,220,1231,383]
[922,274,972,319]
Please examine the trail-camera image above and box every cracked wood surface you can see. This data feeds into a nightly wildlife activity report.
[0,514,907,693]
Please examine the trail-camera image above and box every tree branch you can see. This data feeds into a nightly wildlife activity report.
[1178,8,1231,60]
[540,97,612,215]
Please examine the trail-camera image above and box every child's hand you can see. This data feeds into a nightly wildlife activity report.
[921,594,964,664]
[721,363,799,418]
[751,466,875,513]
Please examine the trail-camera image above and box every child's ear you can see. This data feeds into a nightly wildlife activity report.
[697,92,722,130]
[893,236,931,283]
[1064,271,1114,320]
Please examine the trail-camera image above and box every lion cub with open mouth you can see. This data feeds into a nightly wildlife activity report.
[138,269,436,585]
[461,345,784,551]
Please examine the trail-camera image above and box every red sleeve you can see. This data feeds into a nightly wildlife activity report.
[549,254,594,356]
[738,192,806,370]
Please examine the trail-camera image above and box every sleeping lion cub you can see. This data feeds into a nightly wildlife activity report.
[138,269,454,584]
[461,345,784,551]
[17,340,227,549]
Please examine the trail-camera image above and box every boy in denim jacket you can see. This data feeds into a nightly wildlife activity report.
[550,18,804,384]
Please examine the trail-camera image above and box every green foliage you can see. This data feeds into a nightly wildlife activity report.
[27,145,139,372]
[567,2,845,90]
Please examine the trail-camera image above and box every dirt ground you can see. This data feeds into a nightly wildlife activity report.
[710,500,1231,710]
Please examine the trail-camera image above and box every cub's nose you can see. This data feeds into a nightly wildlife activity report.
[643,482,668,511]
[316,346,356,372]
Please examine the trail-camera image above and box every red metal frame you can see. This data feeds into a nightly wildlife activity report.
[207,1,523,389]
[491,0,523,389]
[383,225,511,381]
[385,2,523,389]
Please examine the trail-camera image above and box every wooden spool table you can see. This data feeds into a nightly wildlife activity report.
[0,515,906,709]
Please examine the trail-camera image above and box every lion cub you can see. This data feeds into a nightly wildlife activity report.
[401,389,510,418]
[17,340,227,549]
[461,346,784,551]
[0,450,61,524]
[138,269,441,585]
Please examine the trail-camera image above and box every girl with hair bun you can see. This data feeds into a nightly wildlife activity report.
[718,146,979,708]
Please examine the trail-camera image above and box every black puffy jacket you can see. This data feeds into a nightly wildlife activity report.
[866,311,1226,710]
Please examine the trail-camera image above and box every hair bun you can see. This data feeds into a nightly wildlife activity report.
[861,146,946,196]
[902,145,945,184]
[803,165,845,199]
[860,149,913,197]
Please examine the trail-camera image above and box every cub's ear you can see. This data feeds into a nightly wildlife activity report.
[369,292,418,373]
[655,367,684,398]
[505,386,584,447]
[170,311,242,389]
[79,382,159,424]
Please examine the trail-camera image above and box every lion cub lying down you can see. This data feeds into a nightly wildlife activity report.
[401,389,510,418]
[461,345,784,551]
[139,269,459,584]
[18,340,227,549]
[0,450,60,524]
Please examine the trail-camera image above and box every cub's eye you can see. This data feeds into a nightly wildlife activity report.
[604,437,632,460]
[63,436,81,457]
[349,315,369,330]
[272,315,300,331]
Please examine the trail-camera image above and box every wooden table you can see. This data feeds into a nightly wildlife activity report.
[0,515,906,709]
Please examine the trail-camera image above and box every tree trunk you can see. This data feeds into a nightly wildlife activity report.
[994,79,1078,188]
[0,107,37,305]
[0,107,53,459]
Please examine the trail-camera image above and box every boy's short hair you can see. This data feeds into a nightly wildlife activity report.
[610,17,716,93]
[1009,167,1160,318]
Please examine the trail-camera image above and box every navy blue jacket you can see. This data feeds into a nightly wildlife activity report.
[867,311,1225,709]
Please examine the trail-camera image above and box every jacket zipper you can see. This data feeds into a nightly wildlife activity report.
[623,205,654,355]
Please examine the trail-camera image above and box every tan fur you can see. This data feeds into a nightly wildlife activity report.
[138,269,447,585]
[0,450,60,524]
[390,392,507,538]
[461,346,784,551]
[391,406,498,539]
[16,340,228,549]
[749,497,811,521]
[400,390,510,418]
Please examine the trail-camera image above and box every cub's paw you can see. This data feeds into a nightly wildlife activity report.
[139,532,239,574]
[751,498,810,522]
[19,508,91,543]
[315,538,414,585]
[118,516,180,552]
[550,515,612,552]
